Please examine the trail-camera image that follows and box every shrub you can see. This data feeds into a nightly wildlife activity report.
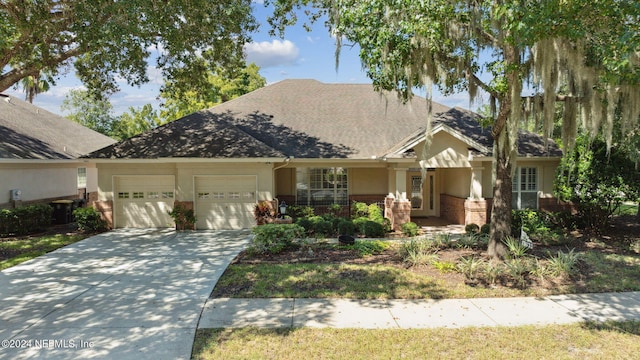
[249,224,304,254]
[398,238,438,266]
[480,223,491,235]
[362,220,385,237]
[287,205,314,219]
[401,221,420,237]
[313,219,334,238]
[337,218,356,235]
[168,203,196,230]
[0,204,53,236]
[546,249,581,277]
[73,207,108,232]
[456,256,484,280]
[352,216,369,234]
[351,201,369,218]
[503,236,530,258]
[254,201,276,224]
[368,203,384,223]
[465,223,480,234]
[341,240,389,256]
[295,217,313,234]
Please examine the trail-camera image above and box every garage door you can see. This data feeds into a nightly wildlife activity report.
[114,175,175,228]
[195,175,257,229]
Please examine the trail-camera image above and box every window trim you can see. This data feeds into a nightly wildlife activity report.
[512,167,539,210]
[77,167,87,188]
[296,167,349,206]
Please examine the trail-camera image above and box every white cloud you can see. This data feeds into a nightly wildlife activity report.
[244,39,300,68]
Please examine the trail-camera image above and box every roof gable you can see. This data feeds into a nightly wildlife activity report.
[0,95,115,160]
[387,107,563,158]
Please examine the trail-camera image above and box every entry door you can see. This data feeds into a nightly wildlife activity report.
[195,175,257,229]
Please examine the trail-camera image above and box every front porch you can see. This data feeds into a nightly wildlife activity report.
[412,217,466,236]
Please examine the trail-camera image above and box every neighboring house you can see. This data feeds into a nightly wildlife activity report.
[85,79,563,230]
[0,94,116,209]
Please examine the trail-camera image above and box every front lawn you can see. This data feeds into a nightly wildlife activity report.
[192,321,640,360]
[0,231,90,270]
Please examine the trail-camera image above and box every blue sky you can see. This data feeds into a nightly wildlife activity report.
[6,3,474,116]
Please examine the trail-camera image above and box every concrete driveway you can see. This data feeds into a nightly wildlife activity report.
[0,229,251,360]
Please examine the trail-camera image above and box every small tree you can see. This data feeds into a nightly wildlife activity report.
[556,136,640,231]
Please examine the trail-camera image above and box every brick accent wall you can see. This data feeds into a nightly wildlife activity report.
[464,199,488,225]
[440,194,466,224]
[349,194,386,204]
[93,200,113,229]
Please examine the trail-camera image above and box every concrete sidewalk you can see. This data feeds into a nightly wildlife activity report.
[200,292,640,329]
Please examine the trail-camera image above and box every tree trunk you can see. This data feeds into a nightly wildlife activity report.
[487,141,513,259]
[637,201,640,223]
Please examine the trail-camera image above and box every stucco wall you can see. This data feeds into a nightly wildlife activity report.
[440,168,471,199]
[0,162,95,205]
[96,162,274,202]
[419,132,471,168]
[350,168,388,194]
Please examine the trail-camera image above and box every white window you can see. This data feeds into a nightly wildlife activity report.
[411,176,423,209]
[148,192,160,199]
[77,168,87,188]
[296,167,348,205]
[162,191,174,199]
[512,167,538,209]
[132,192,144,199]
[118,192,129,199]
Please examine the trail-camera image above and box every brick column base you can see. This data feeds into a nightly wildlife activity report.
[385,196,412,231]
[464,199,488,225]
[93,200,113,229]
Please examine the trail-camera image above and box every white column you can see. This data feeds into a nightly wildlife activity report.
[468,166,484,200]
[394,168,408,200]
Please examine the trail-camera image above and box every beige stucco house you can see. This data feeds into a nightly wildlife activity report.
[0,94,116,209]
[85,80,563,230]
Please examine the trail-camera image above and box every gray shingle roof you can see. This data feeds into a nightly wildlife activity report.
[85,80,562,160]
[86,80,449,159]
[0,94,116,159]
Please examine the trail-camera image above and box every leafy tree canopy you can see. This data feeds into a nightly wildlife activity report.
[266,0,640,257]
[0,0,257,98]
[159,62,266,122]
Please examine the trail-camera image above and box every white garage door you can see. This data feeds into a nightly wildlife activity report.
[114,175,175,228]
[195,175,257,229]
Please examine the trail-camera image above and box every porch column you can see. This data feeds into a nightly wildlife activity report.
[468,166,484,200]
[392,167,408,200]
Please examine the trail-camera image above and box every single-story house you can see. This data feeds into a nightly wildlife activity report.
[0,94,116,209]
[85,79,563,230]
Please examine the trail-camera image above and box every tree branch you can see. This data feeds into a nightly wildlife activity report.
[0,46,82,92]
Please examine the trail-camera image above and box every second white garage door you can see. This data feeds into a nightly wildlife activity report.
[195,175,257,229]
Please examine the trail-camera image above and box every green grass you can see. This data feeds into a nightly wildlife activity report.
[615,203,639,216]
[0,234,88,270]
[211,263,454,299]
[213,246,640,299]
[192,321,640,360]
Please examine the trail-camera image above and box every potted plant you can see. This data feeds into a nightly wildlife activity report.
[168,203,196,230]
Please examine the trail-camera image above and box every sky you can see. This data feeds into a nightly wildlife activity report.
[5,3,476,117]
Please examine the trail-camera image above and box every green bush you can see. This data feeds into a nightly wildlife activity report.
[398,238,438,266]
[341,240,389,256]
[73,207,108,232]
[249,224,305,254]
[465,223,480,234]
[480,223,491,235]
[351,201,369,218]
[337,218,356,235]
[362,220,385,237]
[313,219,334,237]
[288,205,314,219]
[0,204,53,236]
[368,203,384,223]
[352,216,369,235]
[295,217,313,234]
[401,222,420,237]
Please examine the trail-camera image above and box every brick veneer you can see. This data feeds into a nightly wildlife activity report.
[93,200,113,229]
[384,196,412,231]
[440,194,466,224]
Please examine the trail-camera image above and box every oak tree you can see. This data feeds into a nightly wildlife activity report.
[268,0,640,257]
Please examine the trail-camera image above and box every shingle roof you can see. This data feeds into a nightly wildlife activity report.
[387,107,563,158]
[86,80,449,159]
[85,80,562,160]
[0,94,116,159]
